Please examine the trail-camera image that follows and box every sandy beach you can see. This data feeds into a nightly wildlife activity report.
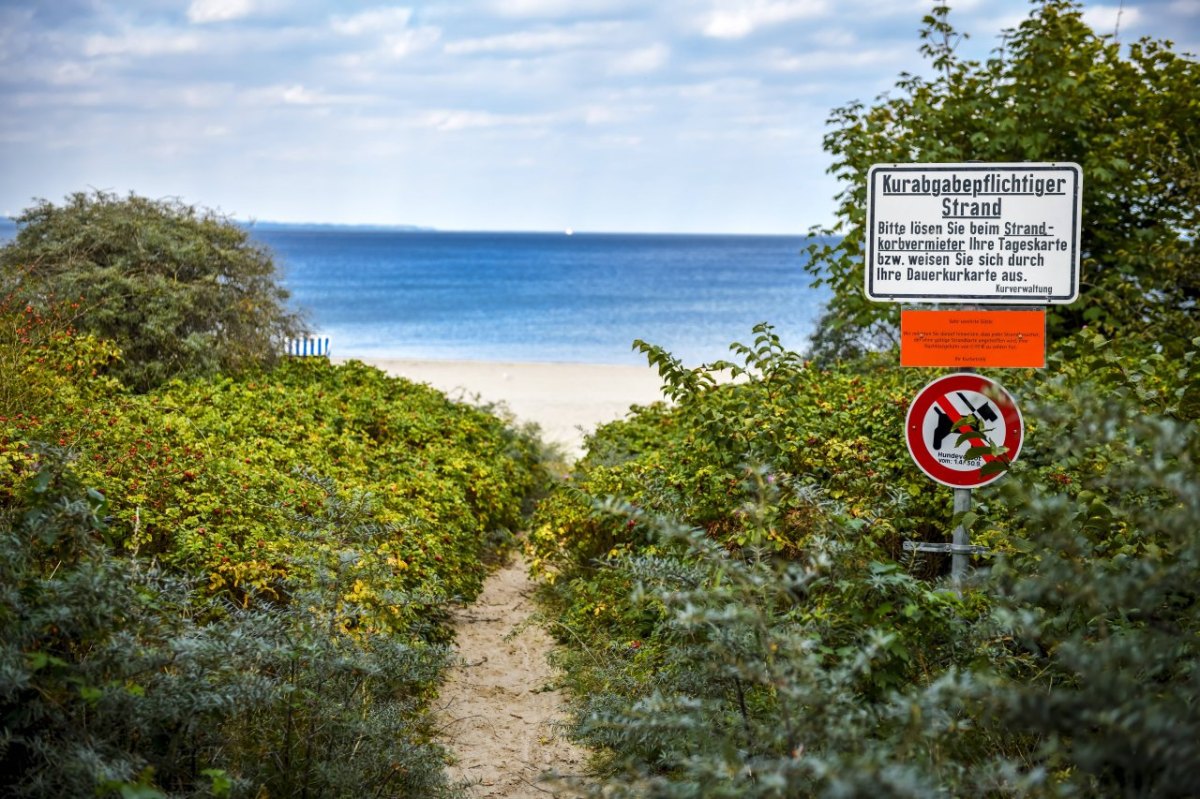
[341,357,665,460]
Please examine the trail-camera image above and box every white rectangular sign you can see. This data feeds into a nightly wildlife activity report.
[865,162,1082,304]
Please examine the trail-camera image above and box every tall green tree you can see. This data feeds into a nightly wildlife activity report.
[1,191,307,391]
[806,0,1200,361]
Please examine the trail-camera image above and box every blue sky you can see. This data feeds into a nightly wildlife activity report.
[2,1,1197,233]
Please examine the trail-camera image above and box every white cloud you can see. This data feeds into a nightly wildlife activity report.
[332,7,413,36]
[181,85,233,108]
[1170,0,1200,14]
[599,134,641,147]
[188,0,254,24]
[583,105,620,124]
[674,77,760,99]
[701,0,829,39]
[330,7,439,58]
[49,62,94,85]
[766,46,904,72]
[983,11,1030,36]
[446,26,595,54]
[1083,5,1140,36]
[385,27,442,57]
[281,84,320,104]
[421,110,503,130]
[803,27,855,48]
[444,21,624,56]
[609,43,669,75]
[415,109,555,132]
[83,30,203,58]
[489,0,630,18]
[237,84,365,108]
[581,103,648,125]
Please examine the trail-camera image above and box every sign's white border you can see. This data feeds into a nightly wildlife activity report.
[865,162,1083,305]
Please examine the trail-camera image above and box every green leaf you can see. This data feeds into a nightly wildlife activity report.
[979,460,1009,478]
[32,465,53,494]
[201,769,233,798]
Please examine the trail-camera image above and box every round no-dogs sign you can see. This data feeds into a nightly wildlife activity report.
[905,373,1023,488]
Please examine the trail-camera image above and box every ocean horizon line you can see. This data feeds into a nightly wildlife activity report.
[240,221,817,238]
[1,216,821,240]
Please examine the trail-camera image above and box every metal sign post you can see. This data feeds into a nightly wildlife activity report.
[901,488,981,591]
[951,487,972,588]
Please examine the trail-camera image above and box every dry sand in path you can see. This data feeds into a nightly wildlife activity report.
[439,552,587,798]
[345,357,664,461]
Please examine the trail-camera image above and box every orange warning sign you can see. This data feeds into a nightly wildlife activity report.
[901,309,1046,369]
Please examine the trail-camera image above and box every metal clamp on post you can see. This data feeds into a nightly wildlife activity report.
[903,541,990,555]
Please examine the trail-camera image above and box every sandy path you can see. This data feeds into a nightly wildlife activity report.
[439,552,587,797]
[348,357,647,792]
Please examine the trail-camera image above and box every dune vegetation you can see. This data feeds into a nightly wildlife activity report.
[2,2,1198,798]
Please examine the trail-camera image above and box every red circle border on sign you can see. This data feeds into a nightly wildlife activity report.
[905,373,1023,488]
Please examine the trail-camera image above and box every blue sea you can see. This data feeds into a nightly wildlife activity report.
[1,219,829,366]
[251,228,828,366]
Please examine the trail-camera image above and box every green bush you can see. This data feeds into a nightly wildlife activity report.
[1,310,546,797]
[0,448,466,798]
[0,288,122,420]
[975,391,1200,797]
[3,343,542,632]
[531,325,964,583]
[1,191,307,391]
[532,324,1200,797]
